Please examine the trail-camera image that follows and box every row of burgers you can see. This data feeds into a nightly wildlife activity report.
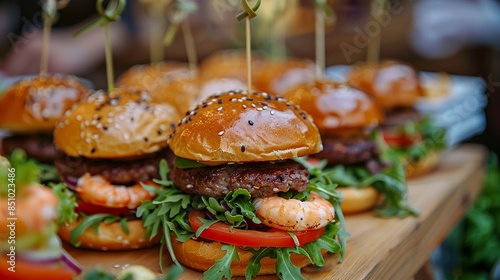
[0,50,445,279]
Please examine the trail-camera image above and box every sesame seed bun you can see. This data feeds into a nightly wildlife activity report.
[0,74,90,133]
[54,88,180,159]
[116,62,192,92]
[168,90,322,164]
[58,219,160,251]
[252,58,318,96]
[346,60,422,109]
[284,80,383,135]
[172,238,319,276]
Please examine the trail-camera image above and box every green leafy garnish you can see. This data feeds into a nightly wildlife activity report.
[70,213,132,247]
[50,183,77,225]
[390,117,447,164]
[0,149,39,194]
[174,157,207,169]
[203,245,238,280]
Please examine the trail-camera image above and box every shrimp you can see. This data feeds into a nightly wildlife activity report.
[76,173,158,209]
[253,191,335,232]
[1,185,58,236]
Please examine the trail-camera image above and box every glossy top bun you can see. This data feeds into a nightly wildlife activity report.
[200,49,259,83]
[54,88,179,159]
[346,60,422,109]
[169,90,322,164]
[284,80,383,134]
[150,76,246,114]
[116,61,193,92]
[0,74,89,133]
[252,58,318,96]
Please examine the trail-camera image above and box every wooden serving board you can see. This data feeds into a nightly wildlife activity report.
[65,144,487,279]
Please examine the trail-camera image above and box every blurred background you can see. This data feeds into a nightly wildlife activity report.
[0,0,499,279]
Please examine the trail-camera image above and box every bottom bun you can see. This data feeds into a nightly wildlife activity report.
[406,150,441,178]
[58,219,160,251]
[172,238,317,276]
[338,186,379,215]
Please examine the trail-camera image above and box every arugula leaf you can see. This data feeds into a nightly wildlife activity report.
[276,249,306,280]
[203,245,238,280]
[175,157,207,169]
[50,183,78,225]
[70,214,132,247]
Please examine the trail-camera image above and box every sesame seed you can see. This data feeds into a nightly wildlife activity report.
[270,110,275,115]
[251,103,256,108]
[186,184,193,189]
[273,187,279,192]
[80,132,85,138]
[217,106,223,111]
[242,104,247,109]
[248,120,254,125]
[257,108,263,111]
[218,131,225,136]
[76,115,82,121]
[263,106,268,110]
[241,145,246,152]
[114,264,120,268]
[85,138,91,144]
[114,124,121,129]
[92,134,99,140]
[123,133,130,140]
[91,148,96,153]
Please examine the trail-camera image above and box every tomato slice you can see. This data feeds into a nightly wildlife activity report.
[0,256,75,280]
[382,131,417,148]
[75,199,134,217]
[189,210,324,247]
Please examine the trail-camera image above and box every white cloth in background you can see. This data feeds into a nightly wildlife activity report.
[411,0,500,58]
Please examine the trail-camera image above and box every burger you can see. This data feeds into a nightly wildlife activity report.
[347,60,446,177]
[0,152,81,280]
[53,88,180,250]
[0,74,90,182]
[199,49,259,83]
[284,80,417,216]
[137,90,347,278]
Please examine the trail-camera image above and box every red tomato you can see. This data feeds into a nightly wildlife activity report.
[306,157,321,167]
[189,211,324,247]
[382,131,417,148]
[0,256,75,280]
[75,199,134,217]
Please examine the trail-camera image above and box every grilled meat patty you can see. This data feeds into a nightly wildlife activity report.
[383,107,422,127]
[55,149,167,185]
[1,134,57,163]
[313,136,380,166]
[167,153,309,199]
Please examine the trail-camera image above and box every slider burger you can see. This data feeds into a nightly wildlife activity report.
[137,90,346,278]
[0,75,89,182]
[347,60,446,177]
[54,88,180,250]
[0,152,81,280]
[284,80,417,216]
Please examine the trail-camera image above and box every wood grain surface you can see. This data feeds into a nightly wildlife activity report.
[65,144,487,279]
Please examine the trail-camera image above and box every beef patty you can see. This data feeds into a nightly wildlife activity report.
[383,107,422,127]
[313,136,380,166]
[167,153,309,199]
[1,134,57,163]
[55,149,167,185]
